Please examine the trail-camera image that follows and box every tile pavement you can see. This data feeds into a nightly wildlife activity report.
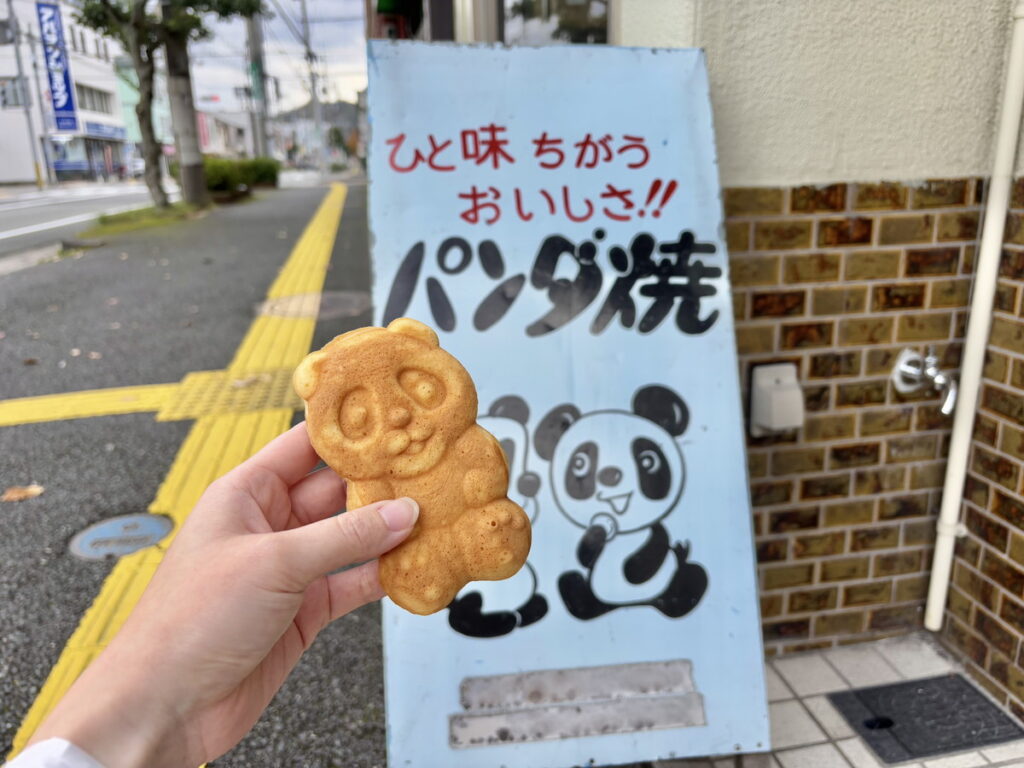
[653,633,1024,768]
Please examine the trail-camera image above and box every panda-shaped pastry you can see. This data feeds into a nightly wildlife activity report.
[448,396,548,637]
[535,385,708,621]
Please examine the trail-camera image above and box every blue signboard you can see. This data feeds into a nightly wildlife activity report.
[36,2,77,132]
[85,121,127,140]
[369,41,769,768]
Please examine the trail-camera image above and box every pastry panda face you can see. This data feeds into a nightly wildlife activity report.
[293,318,476,481]
[535,386,689,534]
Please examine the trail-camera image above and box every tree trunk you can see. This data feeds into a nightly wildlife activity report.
[163,25,207,206]
[128,30,167,208]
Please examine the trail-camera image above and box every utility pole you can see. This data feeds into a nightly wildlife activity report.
[162,0,207,205]
[245,13,268,156]
[27,32,55,184]
[6,0,45,189]
[299,0,327,177]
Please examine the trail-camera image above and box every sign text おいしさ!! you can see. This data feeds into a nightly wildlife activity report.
[368,41,769,768]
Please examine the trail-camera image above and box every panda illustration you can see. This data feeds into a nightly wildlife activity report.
[535,385,708,621]
[447,396,549,637]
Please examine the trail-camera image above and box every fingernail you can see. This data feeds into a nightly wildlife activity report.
[379,497,419,531]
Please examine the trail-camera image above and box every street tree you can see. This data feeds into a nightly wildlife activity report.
[77,0,168,207]
[77,0,260,208]
[159,0,260,206]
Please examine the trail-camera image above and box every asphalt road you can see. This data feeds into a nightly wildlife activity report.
[0,185,154,258]
[0,184,390,767]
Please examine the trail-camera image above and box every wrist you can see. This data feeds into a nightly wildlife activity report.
[29,643,190,768]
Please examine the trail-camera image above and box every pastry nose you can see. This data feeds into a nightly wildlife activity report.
[598,466,622,487]
[387,407,412,427]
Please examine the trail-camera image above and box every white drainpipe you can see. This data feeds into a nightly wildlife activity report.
[925,0,1024,631]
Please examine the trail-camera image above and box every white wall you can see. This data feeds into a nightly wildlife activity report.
[0,0,125,183]
[614,0,1016,187]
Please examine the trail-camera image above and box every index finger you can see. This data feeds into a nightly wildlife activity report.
[242,421,323,486]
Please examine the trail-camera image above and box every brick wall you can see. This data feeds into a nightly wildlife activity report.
[725,178,985,655]
[937,181,1024,714]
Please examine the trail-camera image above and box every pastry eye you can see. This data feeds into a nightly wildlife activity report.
[339,387,375,440]
[398,368,445,409]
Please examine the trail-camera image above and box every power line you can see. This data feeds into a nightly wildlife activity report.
[262,20,311,94]
[265,0,305,47]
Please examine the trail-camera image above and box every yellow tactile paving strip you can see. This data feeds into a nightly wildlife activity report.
[6,183,347,759]
[155,368,301,421]
[0,384,178,428]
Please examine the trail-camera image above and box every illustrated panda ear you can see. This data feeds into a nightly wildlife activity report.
[488,395,530,424]
[633,385,689,437]
[534,404,580,460]
[387,317,439,348]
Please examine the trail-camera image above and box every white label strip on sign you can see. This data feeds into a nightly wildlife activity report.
[367,41,770,768]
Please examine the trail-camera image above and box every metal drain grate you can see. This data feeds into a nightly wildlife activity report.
[829,674,1024,764]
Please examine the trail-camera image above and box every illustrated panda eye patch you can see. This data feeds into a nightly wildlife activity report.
[566,441,598,500]
[632,437,671,500]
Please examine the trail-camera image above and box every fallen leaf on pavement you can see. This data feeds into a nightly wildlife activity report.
[231,373,272,388]
[22,358,38,365]
[2,484,44,502]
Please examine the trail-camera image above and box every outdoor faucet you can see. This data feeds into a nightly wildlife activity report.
[891,346,958,416]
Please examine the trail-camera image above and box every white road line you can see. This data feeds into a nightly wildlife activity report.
[0,190,146,213]
[0,199,170,242]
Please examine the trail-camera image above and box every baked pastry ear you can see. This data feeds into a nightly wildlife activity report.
[388,317,439,348]
[292,350,326,401]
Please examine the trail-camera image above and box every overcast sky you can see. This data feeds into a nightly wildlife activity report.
[190,0,366,114]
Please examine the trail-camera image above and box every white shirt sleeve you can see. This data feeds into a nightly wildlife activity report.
[3,739,105,768]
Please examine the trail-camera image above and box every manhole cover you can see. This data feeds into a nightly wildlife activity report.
[255,291,371,320]
[69,514,174,560]
[829,674,1024,763]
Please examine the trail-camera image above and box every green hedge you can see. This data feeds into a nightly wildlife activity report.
[203,157,243,192]
[174,157,281,193]
[239,157,280,187]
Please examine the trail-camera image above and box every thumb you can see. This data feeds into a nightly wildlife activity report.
[274,497,419,585]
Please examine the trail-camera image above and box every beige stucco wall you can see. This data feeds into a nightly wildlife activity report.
[613,0,1016,187]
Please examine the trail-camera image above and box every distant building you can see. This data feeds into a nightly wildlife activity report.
[0,0,129,183]
[196,110,248,158]
[271,99,355,169]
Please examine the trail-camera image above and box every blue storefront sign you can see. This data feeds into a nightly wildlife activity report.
[85,121,127,140]
[36,2,77,132]
[369,42,770,768]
